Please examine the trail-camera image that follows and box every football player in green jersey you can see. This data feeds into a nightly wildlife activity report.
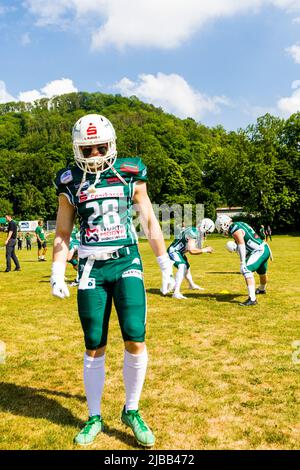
[167,221,214,300]
[215,215,271,307]
[51,114,173,447]
[35,220,47,261]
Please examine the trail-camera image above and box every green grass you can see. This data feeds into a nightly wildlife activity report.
[0,235,300,449]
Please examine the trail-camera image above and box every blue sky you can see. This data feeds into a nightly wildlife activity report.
[0,0,300,130]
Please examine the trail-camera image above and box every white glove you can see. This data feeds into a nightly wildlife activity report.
[157,254,174,295]
[51,261,70,299]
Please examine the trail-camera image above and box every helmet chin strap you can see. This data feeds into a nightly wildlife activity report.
[111,166,128,186]
[76,161,128,197]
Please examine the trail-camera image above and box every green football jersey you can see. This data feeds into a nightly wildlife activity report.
[35,225,45,241]
[229,221,264,254]
[168,227,198,254]
[54,157,148,248]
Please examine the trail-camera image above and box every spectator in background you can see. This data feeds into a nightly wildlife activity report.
[4,215,21,272]
[266,225,272,242]
[259,225,266,241]
[25,232,32,250]
[35,220,47,261]
[17,232,23,250]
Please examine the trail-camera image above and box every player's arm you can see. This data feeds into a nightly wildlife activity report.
[51,195,75,299]
[53,195,75,263]
[5,230,13,245]
[187,238,213,255]
[232,229,246,266]
[133,182,173,295]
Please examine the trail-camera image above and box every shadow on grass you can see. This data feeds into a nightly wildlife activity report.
[147,289,245,304]
[146,288,162,295]
[205,271,241,275]
[185,292,244,303]
[105,426,141,449]
[0,382,84,427]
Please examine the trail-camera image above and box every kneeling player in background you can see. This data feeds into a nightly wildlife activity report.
[217,215,271,306]
[167,223,213,300]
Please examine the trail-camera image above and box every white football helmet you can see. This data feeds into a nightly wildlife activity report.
[199,218,215,234]
[72,114,117,174]
[226,240,237,252]
[215,214,232,233]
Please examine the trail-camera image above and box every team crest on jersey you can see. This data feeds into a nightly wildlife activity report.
[60,170,73,184]
[79,186,125,203]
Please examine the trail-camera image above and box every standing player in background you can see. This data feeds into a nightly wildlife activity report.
[25,232,32,250]
[51,114,173,447]
[167,222,214,300]
[4,215,21,272]
[259,224,266,241]
[35,220,47,261]
[216,215,271,306]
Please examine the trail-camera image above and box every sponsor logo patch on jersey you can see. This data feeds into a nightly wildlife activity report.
[85,225,126,243]
[107,177,122,184]
[132,257,141,265]
[120,163,139,174]
[122,269,143,280]
[79,186,125,203]
[60,170,73,185]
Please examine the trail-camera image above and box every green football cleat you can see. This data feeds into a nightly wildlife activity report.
[121,407,155,447]
[74,415,105,446]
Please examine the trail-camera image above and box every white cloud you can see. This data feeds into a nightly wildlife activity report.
[0,78,78,104]
[114,73,230,120]
[40,78,78,97]
[0,80,16,103]
[24,0,300,50]
[20,32,31,46]
[286,42,300,63]
[277,81,300,116]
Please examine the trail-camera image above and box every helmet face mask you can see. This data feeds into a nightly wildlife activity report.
[72,114,117,174]
[215,215,232,233]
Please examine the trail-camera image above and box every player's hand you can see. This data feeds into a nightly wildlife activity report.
[51,275,70,299]
[203,246,213,253]
[157,254,174,295]
[161,270,175,295]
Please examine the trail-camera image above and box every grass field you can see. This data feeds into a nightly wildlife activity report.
[0,234,300,450]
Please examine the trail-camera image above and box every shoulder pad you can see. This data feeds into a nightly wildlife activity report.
[114,157,148,181]
[54,166,80,189]
[185,227,198,239]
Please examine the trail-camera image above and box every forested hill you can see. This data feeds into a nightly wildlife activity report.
[0,92,299,230]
